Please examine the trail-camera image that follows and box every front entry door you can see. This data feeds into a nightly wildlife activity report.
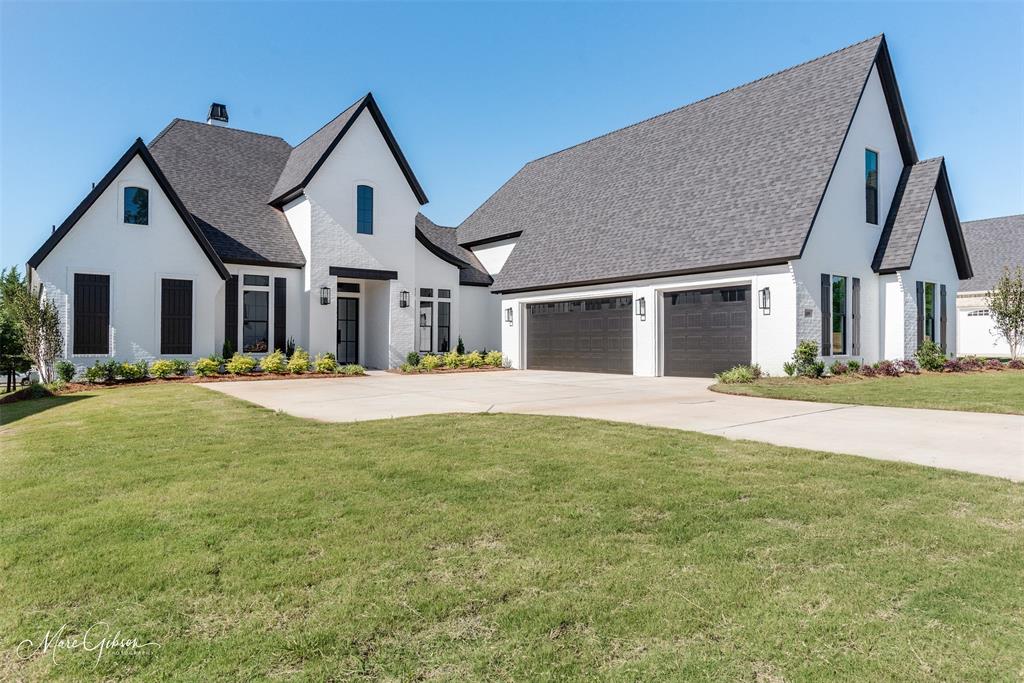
[337,297,358,364]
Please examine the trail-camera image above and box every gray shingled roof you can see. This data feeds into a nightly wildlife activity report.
[960,214,1024,292]
[460,35,889,293]
[149,120,306,266]
[270,96,366,203]
[872,157,943,272]
[415,214,493,286]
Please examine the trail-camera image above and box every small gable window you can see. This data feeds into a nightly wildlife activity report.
[357,185,373,234]
[865,149,878,225]
[124,186,149,225]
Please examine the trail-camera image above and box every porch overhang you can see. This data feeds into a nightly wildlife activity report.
[329,266,398,280]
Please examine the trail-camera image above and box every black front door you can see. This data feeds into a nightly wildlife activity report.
[337,297,358,364]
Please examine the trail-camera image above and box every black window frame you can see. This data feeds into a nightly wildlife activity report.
[72,273,110,355]
[865,149,879,225]
[438,301,451,353]
[831,275,847,355]
[123,186,149,226]
[160,278,193,355]
[924,281,936,342]
[337,282,360,293]
[242,289,270,353]
[243,274,270,287]
[357,185,374,235]
[419,300,433,353]
[438,289,451,299]
[419,288,433,298]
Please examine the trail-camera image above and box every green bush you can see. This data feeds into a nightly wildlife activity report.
[463,351,484,368]
[226,353,257,375]
[791,340,824,377]
[193,357,221,377]
[484,351,504,367]
[55,360,76,383]
[84,359,119,383]
[117,360,148,381]
[456,336,465,354]
[915,339,946,371]
[406,351,421,367]
[829,360,848,376]
[170,359,190,376]
[259,350,288,374]
[314,353,337,374]
[222,339,235,359]
[150,359,176,379]
[400,362,419,373]
[847,360,861,372]
[443,351,461,369]
[421,354,442,371]
[715,365,756,384]
[340,364,365,376]
[782,361,796,377]
[288,347,311,374]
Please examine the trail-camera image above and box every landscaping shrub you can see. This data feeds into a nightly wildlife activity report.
[715,364,757,384]
[942,358,965,373]
[960,356,983,371]
[287,347,311,374]
[1008,358,1024,370]
[400,363,419,373]
[193,357,221,377]
[443,351,461,369]
[876,360,901,377]
[463,351,484,368]
[915,339,946,371]
[259,350,288,374]
[859,363,877,377]
[790,340,824,378]
[456,336,465,355]
[847,360,861,372]
[150,359,176,379]
[341,364,365,376]
[222,339,235,359]
[421,354,442,371]
[828,360,848,376]
[406,351,421,367]
[55,360,75,383]
[899,359,919,374]
[985,358,1004,371]
[285,336,296,358]
[484,350,504,368]
[84,359,119,383]
[314,353,337,374]
[117,360,148,381]
[170,359,190,376]
[782,361,796,377]
[226,353,257,375]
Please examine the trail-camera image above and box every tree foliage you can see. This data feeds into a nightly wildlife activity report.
[0,268,31,390]
[987,266,1024,360]
[3,267,64,383]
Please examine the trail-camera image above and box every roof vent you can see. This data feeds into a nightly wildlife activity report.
[207,102,228,126]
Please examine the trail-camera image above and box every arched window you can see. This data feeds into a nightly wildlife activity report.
[356,185,373,234]
[124,186,149,225]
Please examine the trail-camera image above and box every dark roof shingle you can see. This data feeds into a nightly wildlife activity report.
[872,157,944,272]
[960,214,1024,291]
[460,35,894,293]
[415,214,493,286]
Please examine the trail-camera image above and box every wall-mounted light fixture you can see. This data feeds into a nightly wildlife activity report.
[320,286,332,306]
[634,296,647,321]
[758,287,771,315]
[399,290,410,308]
[504,307,513,326]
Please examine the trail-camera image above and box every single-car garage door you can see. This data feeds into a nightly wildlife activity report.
[526,296,633,374]
[663,286,751,377]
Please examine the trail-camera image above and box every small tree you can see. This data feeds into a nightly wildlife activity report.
[0,268,31,391]
[7,272,64,384]
[987,266,1024,360]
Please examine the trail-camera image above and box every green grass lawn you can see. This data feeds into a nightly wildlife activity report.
[713,370,1024,414]
[1,386,1022,680]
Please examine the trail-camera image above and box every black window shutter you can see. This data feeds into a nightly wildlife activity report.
[73,273,110,354]
[916,281,924,347]
[274,277,287,352]
[225,275,238,354]
[851,277,860,356]
[940,284,947,353]
[161,279,193,354]
[820,273,831,356]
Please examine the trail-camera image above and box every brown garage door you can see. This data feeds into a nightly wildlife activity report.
[663,286,751,377]
[526,296,633,374]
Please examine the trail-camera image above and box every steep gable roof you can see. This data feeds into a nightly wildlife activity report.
[459,35,918,294]
[28,138,230,280]
[872,157,972,279]
[269,93,428,206]
[149,119,305,268]
[415,214,493,286]
[959,214,1024,291]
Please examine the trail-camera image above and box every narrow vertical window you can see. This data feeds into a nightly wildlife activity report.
[242,290,269,353]
[124,187,149,225]
[419,301,433,353]
[437,301,451,353]
[924,282,936,342]
[357,185,373,234]
[865,149,878,225]
[831,275,847,355]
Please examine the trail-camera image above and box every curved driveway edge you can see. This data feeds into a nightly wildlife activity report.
[201,370,1024,481]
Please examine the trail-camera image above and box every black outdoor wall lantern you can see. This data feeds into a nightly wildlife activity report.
[320,286,332,305]
[634,296,646,321]
[758,287,771,315]
[399,290,410,308]
[504,307,513,325]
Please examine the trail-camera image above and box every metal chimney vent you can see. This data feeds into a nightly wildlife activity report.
[207,103,229,126]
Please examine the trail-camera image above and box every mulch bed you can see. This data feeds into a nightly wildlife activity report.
[388,366,510,375]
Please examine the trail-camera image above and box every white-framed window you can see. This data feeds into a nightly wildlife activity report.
[967,309,989,317]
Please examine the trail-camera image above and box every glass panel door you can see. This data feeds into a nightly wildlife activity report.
[337,297,358,364]
[419,301,433,353]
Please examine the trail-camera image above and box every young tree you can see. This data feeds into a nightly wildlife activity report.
[987,266,1024,360]
[5,268,64,383]
[0,267,30,391]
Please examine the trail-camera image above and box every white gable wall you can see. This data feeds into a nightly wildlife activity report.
[471,238,518,275]
[414,240,460,353]
[32,155,225,366]
[792,64,904,363]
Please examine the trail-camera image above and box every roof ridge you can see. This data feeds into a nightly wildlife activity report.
[964,213,1024,224]
[528,34,884,165]
[149,118,182,147]
[289,93,368,148]
[159,117,291,144]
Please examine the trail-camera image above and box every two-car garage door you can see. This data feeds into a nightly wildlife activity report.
[525,286,750,377]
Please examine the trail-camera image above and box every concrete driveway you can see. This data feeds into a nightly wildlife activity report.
[202,370,1024,481]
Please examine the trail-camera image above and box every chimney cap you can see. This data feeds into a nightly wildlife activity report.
[207,102,228,125]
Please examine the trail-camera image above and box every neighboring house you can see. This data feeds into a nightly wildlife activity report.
[956,214,1024,357]
[27,34,973,377]
[28,95,499,371]
[459,34,972,375]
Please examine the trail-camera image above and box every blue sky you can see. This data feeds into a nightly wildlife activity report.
[2,2,1021,268]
